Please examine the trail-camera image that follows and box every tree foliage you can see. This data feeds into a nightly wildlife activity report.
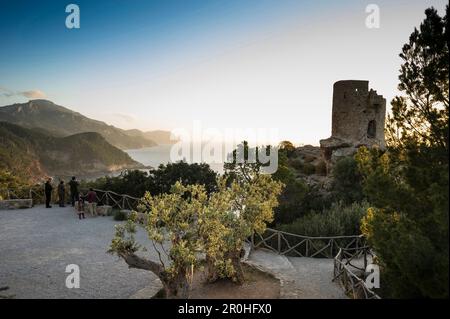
[330,156,364,205]
[86,161,218,198]
[0,169,30,200]
[357,6,449,299]
[110,182,206,298]
[224,141,307,225]
[88,169,151,197]
[149,161,218,195]
[278,140,296,157]
[271,149,308,224]
[386,6,449,151]
[224,141,273,183]
[279,201,370,237]
[201,175,283,283]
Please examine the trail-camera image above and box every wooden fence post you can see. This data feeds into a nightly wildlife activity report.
[305,239,309,257]
[330,239,334,258]
[277,231,281,254]
[363,248,368,271]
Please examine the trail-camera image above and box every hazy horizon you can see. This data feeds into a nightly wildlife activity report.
[1,0,448,145]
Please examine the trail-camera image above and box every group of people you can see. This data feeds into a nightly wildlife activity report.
[44,176,98,220]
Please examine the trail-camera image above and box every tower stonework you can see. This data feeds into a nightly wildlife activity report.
[320,80,386,171]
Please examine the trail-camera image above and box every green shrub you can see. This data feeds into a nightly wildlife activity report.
[289,159,304,171]
[113,209,129,221]
[278,201,370,237]
[330,156,364,204]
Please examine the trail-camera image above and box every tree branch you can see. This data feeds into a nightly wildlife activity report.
[152,240,166,269]
[118,251,163,275]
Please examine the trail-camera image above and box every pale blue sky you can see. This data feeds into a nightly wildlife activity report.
[0,0,447,145]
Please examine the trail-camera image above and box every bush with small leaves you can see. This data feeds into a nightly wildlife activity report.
[113,209,128,221]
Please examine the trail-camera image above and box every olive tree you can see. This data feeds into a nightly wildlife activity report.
[109,174,283,297]
[109,182,206,298]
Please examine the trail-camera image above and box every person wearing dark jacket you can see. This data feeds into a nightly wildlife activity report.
[58,180,66,207]
[44,178,53,208]
[68,176,79,207]
[86,188,98,216]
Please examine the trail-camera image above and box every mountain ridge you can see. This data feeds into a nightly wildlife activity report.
[0,121,143,182]
[0,99,173,149]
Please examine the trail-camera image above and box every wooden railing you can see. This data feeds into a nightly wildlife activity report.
[250,228,365,258]
[2,187,140,211]
[92,189,140,211]
[249,228,381,299]
[333,246,381,299]
[2,187,44,203]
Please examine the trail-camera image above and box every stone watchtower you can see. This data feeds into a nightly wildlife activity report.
[320,80,386,171]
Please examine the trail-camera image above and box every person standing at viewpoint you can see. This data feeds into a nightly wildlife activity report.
[68,176,79,207]
[58,180,66,207]
[86,188,98,216]
[44,178,53,208]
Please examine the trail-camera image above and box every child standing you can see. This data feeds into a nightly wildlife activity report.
[77,193,85,219]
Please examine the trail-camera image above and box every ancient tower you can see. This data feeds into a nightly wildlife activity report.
[320,80,386,170]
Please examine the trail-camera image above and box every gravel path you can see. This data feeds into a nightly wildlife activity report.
[247,249,347,299]
[287,257,347,299]
[0,205,162,299]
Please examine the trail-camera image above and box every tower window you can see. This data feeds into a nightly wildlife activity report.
[367,120,376,138]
